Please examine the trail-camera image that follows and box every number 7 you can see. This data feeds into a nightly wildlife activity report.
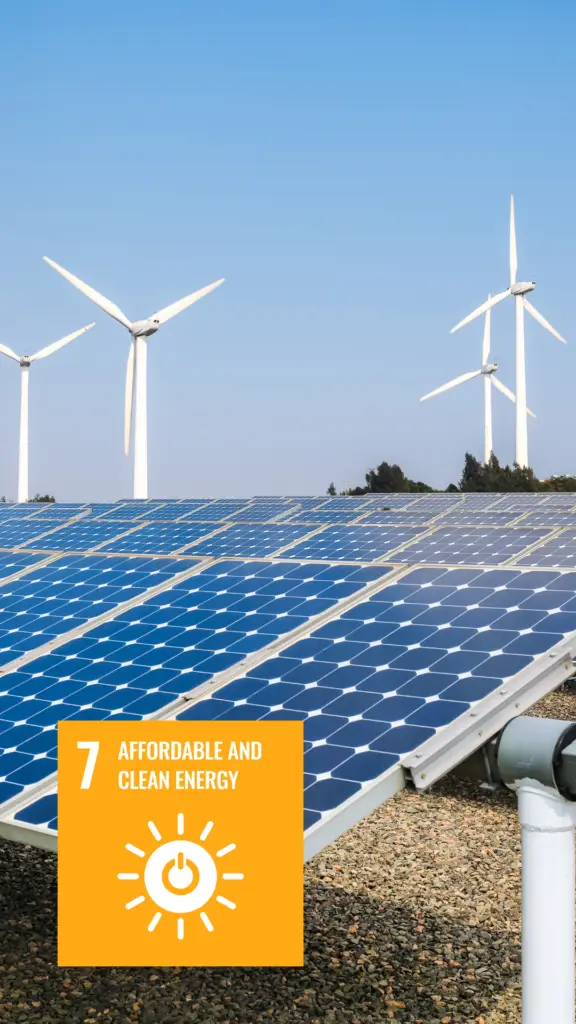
[77,741,100,789]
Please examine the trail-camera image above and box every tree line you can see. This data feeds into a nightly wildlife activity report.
[328,454,576,495]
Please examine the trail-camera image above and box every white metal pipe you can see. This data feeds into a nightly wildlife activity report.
[517,781,576,1024]
[483,373,492,464]
[515,294,528,467]
[133,336,148,499]
[17,365,30,504]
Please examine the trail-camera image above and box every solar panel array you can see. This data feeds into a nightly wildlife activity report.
[2,492,576,856]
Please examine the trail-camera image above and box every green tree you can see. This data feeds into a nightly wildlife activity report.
[326,482,337,496]
[28,493,55,503]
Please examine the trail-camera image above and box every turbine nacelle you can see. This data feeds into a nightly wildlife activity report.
[511,281,536,296]
[130,319,160,338]
[481,362,497,375]
[20,358,31,368]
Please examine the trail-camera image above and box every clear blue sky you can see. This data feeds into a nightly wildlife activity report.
[0,1,574,500]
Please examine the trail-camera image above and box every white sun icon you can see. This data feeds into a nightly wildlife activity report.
[118,813,244,939]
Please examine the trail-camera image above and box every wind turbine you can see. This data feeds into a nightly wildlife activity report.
[421,303,535,464]
[450,196,566,468]
[42,257,224,499]
[0,323,95,502]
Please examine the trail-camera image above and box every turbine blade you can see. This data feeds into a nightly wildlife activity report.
[451,290,511,333]
[124,340,135,456]
[510,195,517,286]
[523,298,567,343]
[421,369,482,401]
[491,374,535,416]
[30,322,96,361]
[482,295,491,364]
[151,278,224,325]
[42,257,133,330]
[0,343,21,362]
[491,375,515,403]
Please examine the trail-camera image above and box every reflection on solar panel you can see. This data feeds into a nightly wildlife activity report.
[514,530,576,568]
[98,503,165,520]
[133,503,211,521]
[99,522,218,554]
[225,504,295,523]
[182,502,252,522]
[393,526,551,565]
[288,510,367,525]
[32,504,87,516]
[282,525,427,562]
[433,512,521,526]
[188,524,315,558]
[22,520,137,552]
[519,513,576,527]
[0,560,392,806]
[171,564,576,844]
[360,511,440,525]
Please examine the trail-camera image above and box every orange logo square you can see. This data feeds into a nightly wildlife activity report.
[58,721,303,966]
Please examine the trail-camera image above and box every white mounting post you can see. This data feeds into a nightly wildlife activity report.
[497,716,576,1024]
[517,782,576,1024]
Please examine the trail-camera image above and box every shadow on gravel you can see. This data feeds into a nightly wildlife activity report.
[0,841,519,1024]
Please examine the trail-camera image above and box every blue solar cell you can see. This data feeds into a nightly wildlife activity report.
[281,525,427,562]
[181,502,252,522]
[21,520,139,552]
[287,510,368,525]
[99,522,215,554]
[392,526,552,565]
[97,503,166,520]
[359,511,439,525]
[0,553,47,580]
[189,524,315,558]
[515,530,576,568]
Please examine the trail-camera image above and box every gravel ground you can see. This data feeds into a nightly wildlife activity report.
[0,688,574,1024]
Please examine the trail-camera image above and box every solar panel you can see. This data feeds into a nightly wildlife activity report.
[280,525,427,562]
[126,502,212,521]
[216,503,291,523]
[517,513,576,527]
[514,530,576,568]
[391,526,551,565]
[287,510,368,525]
[359,511,441,525]
[0,519,65,549]
[0,559,392,809]
[186,524,316,558]
[31,504,88,515]
[163,563,576,853]
[181,502,252,522]
[20,519,139,552]
[98,503,166,520]
[0,553,48,580]
[98,522,219,555]
[432,511,522,526]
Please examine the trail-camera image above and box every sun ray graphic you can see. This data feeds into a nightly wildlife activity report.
[119,814,243,938]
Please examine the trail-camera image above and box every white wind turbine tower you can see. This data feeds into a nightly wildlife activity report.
[450,196,566,468]
[0,323,95,502]
[421,302,535,464]
[42,257,224,499]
